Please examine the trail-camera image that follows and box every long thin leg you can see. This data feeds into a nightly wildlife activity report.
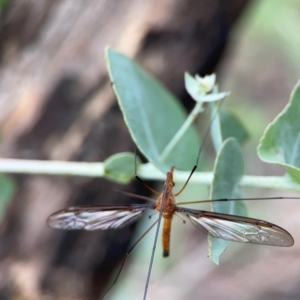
[143,171,171,300]
[176,196,300,205]
[101,220,158,299]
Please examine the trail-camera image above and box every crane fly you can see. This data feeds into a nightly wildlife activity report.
[47,99,295,299]
[47,167,294,248]
[47,165,295,299]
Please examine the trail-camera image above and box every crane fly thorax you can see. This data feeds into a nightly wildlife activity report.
[156,167,177,218]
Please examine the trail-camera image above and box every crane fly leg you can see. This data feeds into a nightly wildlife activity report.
[101,220,158,299]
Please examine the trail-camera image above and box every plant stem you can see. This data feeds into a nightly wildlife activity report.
[159,101,203,162]
[0,158,104,177]
[0,159,299,192]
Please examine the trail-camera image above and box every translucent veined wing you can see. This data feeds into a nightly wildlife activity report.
[47,204,156,230]
[177,208,294,247]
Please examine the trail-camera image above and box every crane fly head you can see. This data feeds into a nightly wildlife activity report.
[165,166,175,191]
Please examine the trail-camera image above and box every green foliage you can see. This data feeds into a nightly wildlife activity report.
[0,174,16,221]
[210,102,223,152]
[258,81,300,182]
[105,47,300,264]
[209,98,247,264]
[220,108,249,144]
[106,48,199,173]
[208,138,246,264]
[210,103,248,152]
[104,152,141,184]
[0,0,8,10]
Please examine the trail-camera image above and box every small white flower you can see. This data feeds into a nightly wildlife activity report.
[185,72,229,102]
[195,74,216,93]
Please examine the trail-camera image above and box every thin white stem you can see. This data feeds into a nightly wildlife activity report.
[0,158,298,192]
[0,158,104,177]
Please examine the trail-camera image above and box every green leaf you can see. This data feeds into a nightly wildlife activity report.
[0,174,17,221]
[106,48,199,173]
[210,102,223,153]
[220,108,249,144]
[210,104,248,152]
[104,152,141,184]
[208,138,246,264]
[257,80,300,182]
[0,0,8,10]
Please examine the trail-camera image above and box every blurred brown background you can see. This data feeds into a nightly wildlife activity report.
[0,0,300,300]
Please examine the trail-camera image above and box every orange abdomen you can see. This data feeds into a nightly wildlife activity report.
[162,216,173,257]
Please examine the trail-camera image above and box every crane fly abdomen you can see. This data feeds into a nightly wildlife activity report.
[162,216,173,257]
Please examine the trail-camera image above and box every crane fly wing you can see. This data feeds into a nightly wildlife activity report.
[178,208,294,247]
[47,204,155,231]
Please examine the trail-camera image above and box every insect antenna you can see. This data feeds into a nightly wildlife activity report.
[113,189,156,202]
[101,220,158,299]
[175,100,224,196]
